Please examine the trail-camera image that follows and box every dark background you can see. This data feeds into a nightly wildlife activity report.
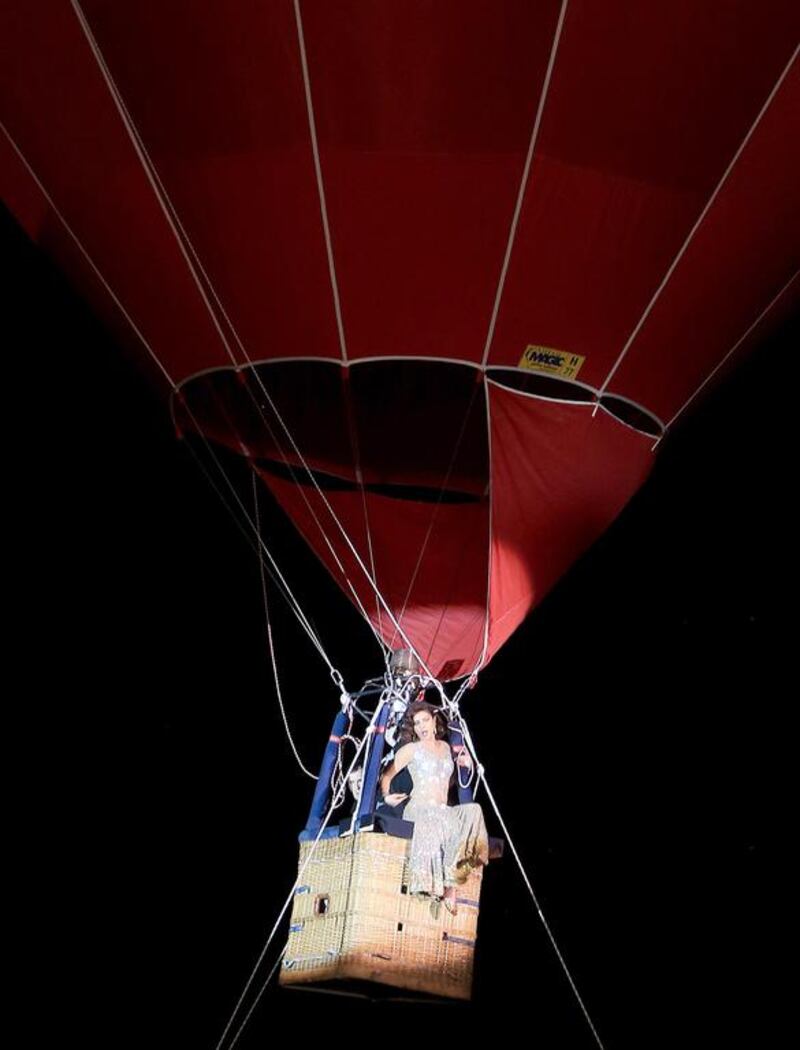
[7,205,792,1047]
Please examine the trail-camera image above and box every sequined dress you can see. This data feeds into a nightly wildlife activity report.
[403,744,489,899]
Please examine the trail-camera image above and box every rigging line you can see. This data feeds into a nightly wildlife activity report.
[252,472,318,780]
[71,0,387,658]
[239,369,451,692]
[70,0,241,368]
[75,23,373,613]
[293,0,349,364]
[67,0,366,592]
[76,0,397,664]
[2,113,335,673]
[213,701,381,1050]
[2,52,350,680]
[179,401,337,673]
[185,438,344,675]
[3,120,344,698]
[4,31,308,637]
[330,706,358,799]
[480,0,570,368]
[70,0,448,687]
[359,470,385,645]
[183,435,356,727]
[245,367,439,683]
[394,377,483,644]
[597,42,799,398]
[186,446,339,671]
[181,436,264,564]
[457,715,606,1050]
[470,379,495,676]
[76,0,365,632]
[665,269,799,433]
[176,376,348,673]
[0,123,176,389]
[295,0,388,657]
[341,372,386,645]
[70,1,272,391]
[201,375,388,660]
[226,942,288,1050]
[69,5,366,591]
[182,434,332,671]
[74,42,243,360]
[422,427,487,665]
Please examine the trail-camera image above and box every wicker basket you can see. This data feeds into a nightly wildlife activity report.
[279,830,485,1000]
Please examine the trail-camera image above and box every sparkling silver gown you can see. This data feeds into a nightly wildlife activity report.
[403,744,489,899]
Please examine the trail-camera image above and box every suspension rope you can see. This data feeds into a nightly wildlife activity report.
[341,371,385,642]
[202,374,388,659]
[395,377,482,643]
[252,473,318,780]
[4,71,328,680]
[75,3,372,640]
[4,113,349,700]
[470,378,495,675]
[331,731,362,801]
[70,0,242,369]
[70,0,368,676]
[597,43,799,400]
[179,399,341,678]
[213,698,380,1050]
[296,0,392,646]
[480,0,570,368]
[293,0,349,364]
[424,520,487,670]
[225,942,288,1050]
[664,269,799,434]
[71,0,396,666]
[235,371,449,694]
[455,709,607,1050]
[4,107,349,685]
[182,434,352,690]
[0,122,176,389]
[69,0,475,696]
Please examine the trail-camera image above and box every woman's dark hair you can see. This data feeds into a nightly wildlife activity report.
[397,700,448,746]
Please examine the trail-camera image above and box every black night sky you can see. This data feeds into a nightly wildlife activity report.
[8,205,793,1047]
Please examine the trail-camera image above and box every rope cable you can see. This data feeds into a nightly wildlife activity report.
[457,712,607,1050]
[213,699,381,1050]
[70,0,389,664]
[597,43,799,399]
[252,472,318,780]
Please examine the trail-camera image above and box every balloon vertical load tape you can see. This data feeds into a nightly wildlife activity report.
[279,832,485,1000]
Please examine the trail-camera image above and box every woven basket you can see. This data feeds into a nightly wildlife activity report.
[279,830,484,1000]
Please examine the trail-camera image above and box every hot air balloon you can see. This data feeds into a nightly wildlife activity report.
[2,0,798,1034]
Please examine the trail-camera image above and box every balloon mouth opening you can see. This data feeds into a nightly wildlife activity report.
[253,456,481,503]
[487,367,595,403]
[487,367,664,437]
[596,395,664,437]
[174,358,490,499]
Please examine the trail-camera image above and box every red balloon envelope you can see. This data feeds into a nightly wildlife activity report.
[2,1,798,678]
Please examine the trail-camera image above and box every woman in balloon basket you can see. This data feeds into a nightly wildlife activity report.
[379,698,489,915]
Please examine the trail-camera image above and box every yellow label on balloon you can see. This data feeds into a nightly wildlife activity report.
[519,345,585,380]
